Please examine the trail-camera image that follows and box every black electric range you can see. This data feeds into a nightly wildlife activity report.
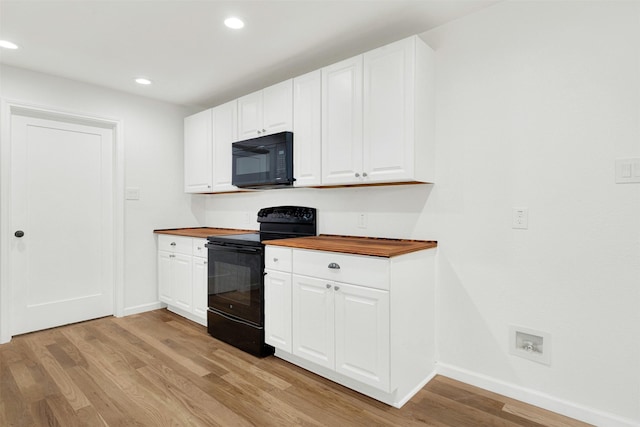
[205,206,316,357]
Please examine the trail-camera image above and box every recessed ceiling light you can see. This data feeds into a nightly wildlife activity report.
[224,17,244,29]
[135,78,152,85]
[0,40,19,50]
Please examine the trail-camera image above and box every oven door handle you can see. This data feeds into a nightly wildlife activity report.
[205,243,262,254]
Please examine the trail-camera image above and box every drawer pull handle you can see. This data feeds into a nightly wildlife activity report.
[328,262,340,270]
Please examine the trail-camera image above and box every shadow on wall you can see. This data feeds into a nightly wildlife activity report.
[198,183,436,239]
[321,183,433,214]
[436,250,517,379]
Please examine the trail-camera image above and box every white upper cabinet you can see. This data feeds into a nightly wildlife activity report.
[293,70,322,187]
[211,100,237,192]
[321,55,364,185]
[184,35,434,192]
[322,36,434,186]
[184,109,213,192]
[363,36,434,184]
[237,80,293,140]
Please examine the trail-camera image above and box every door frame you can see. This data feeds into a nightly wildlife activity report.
[0,99,125,343]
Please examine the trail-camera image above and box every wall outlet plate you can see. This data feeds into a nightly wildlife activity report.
[509,325,551,365]
[357,213,368,229]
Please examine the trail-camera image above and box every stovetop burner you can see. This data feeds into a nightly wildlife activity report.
[207,206,317,247]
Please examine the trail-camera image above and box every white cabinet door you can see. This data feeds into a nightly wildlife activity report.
[292,274,334,369]
[262,80,293,136]
[172,253,193,312]
[184,109,213,192]
[212,100,238,192]
[158,251,174,304]
[322,55,363,185]
[363,37,415,183]
[293,70,322,187]
[192,257,208,323]
[237,80,293,140]
[264,269,292,352]
[334,283,390,391]
[237,91,262,140]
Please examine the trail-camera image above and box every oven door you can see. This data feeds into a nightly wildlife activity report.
[206,242,264,326]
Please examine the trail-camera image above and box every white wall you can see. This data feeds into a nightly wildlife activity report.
[0,65,202,314]
[202,1,640,424]
[424,1,640,424]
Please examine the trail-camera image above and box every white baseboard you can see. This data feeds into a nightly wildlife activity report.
[436,363,639,427]
[395,370,438,408]
[122,301,165,317]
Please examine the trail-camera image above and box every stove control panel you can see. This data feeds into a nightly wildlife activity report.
[258,206,316,224]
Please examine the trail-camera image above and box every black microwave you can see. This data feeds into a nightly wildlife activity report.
[232,131,294,189]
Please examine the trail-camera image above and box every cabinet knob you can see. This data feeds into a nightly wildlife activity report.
[170,242,176,246]
[14,230,25,238]
[334,286,340,291]
[362,172,368,177]
[355,172,360,178]
[328,262,340,270]
[257,130,262,134]
[273,258,278,262]
[326,284,331,289]
[262,129,266,133]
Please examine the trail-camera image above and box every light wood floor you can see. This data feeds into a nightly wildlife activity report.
[0,309,593,427]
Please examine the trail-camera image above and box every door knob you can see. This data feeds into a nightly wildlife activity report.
[14,230,24,238]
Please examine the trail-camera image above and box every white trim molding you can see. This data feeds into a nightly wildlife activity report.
[123,302,165,317]
[0,99,125,343]
[437,363,640,427]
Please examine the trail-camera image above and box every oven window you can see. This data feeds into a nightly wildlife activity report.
[207,245,263,325]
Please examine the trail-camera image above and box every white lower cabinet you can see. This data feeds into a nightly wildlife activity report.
[334,281,389,391]
[192,255,208,321]
[264,269,292,352]
[292,274,390,390]
[171,253,193,312]
[157,235,207,326]
[292,274,335,369]
[264,245,436,408]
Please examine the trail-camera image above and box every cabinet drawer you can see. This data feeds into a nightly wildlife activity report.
[192,238,208,258]
[293,249,389,290]
[158,235,193,255]
[265,246,292,272]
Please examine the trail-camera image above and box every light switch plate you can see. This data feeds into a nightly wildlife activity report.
[615,158,640,183]
[125,187,140,200]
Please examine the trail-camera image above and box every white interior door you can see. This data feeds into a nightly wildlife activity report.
[10,113,114,335]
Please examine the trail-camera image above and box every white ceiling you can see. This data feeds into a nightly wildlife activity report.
[0,0,499,109]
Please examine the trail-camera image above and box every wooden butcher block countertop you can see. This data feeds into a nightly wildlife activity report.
[263,235,437,258]
[154,227,253,239]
